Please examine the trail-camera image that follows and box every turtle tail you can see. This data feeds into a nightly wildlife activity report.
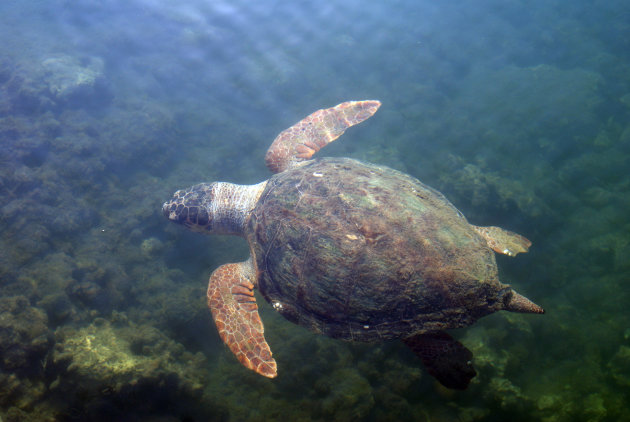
[504,289,545,314]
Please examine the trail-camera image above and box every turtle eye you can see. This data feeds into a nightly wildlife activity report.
[188,206,198,223]
[197,207,209,226]
[179,206,189,221]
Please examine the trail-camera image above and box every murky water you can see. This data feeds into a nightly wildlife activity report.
[1,0,629,420]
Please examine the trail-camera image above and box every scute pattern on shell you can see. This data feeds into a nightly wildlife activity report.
[247,158,511,342]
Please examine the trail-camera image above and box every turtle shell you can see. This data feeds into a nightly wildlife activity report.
[246,157,511,342]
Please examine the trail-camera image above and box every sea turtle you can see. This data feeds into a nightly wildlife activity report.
[162,100,544,389]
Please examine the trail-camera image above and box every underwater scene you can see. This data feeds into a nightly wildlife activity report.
[1,0,629,420]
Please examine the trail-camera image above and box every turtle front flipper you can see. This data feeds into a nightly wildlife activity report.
[472,225,532,257]
[265,100,381,173]
[403,332,476,390]
[207,259,277,378]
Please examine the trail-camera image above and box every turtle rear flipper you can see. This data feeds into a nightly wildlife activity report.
[473,225,532,257]
[403,332,476,390]
[207,259,277,378]
[265,100,381,173]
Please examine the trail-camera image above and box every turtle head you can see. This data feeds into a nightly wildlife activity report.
[163,182,217,233]
[163,181,267,236]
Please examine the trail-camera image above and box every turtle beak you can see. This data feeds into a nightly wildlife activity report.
[162,193,186,223]
[162,201,177,220]
[504,289,545,314]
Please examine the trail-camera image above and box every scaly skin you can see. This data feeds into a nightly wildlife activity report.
[163,181,267,235]
[206,258,277,378]
[163,100,382,379]
[264,100,381,173]
[163,100,544,388]
[472,225,532,257]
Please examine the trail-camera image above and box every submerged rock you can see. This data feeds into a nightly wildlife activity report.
[319,368,374,420]
[0,296,52,373]
[37,292,76,326]
[140,236,164,258]
[3,54,110,114]
[608,345,630,387]
[50,317,209,418]
[40,54,107,106]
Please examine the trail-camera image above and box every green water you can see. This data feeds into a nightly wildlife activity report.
[0,0,629,420]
